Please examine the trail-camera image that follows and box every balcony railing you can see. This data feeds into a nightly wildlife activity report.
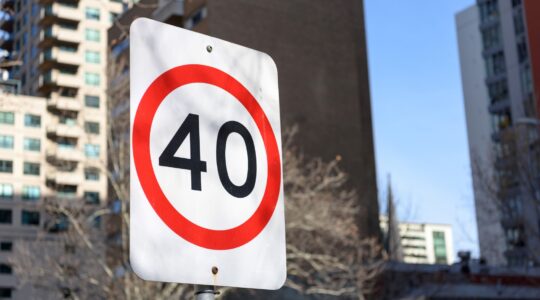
[40,3,82,25]
[47,96,82,112]
[46,121,83,139]
[46,144,84,162]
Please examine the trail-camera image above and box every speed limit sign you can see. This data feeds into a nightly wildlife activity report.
[129,18,286,289]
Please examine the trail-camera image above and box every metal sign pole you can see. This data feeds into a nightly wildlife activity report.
[194,285,217,300]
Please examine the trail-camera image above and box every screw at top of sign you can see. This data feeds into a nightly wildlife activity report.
[206,45,213,53]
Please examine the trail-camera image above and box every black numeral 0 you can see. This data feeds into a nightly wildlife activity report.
[216,121,257,198]
[159,114,257,198]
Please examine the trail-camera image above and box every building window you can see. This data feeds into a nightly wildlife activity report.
[85,7,100,20]
[59,45,77,53]
[85,95,100,108]
[514,7,525,36]
[23,162,40,175]
[24,114,41,127]
[481,25,500,49]
[59,116,77,126]
[57,185,77,198]
[0,112,14,125]
[0,287,12,298]
[0,135,13,149]
[432,231,447,264]
[57,138,77,149]
[85,28,100,42]
[21,211,40,226]
[84,191,100,204]
[22,186,40,201]
[48,214,69,233]
[85,50,100,64]
[84,121,99,134]
[0,184,13,200]
[84,168,99,181]
[84,144,100,158]
[0,210,12,224]
[0,264,12,274]
[59,67,77,75]
[479,0,498,22]
[0,161,12,173]
[485,51,505,77]
[24,138,41,152]
[0,242,12,252]
[85,72,100,86]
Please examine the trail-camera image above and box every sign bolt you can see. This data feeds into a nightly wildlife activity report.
[206,45,213,53]
[212,266,219,275]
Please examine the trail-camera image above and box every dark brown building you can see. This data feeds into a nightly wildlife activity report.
[110,0,379,239]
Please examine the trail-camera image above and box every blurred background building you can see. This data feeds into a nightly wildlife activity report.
[457,0,540,267]
[0,0,128,298]
[380,216,454,265]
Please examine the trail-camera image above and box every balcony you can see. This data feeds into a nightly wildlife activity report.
[47,96,81,112]
[39,47,80,70]
[46,170,82,186]
[40,3,82,26]
[38,69,80,93]
[39,25,81,48]
[489,98,510,114]
[46,121,83,139]
[46,145,83,162]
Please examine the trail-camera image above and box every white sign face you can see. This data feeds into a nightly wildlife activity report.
[130,18,286,290]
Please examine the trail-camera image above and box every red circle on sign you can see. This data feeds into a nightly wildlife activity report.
[132,64,282,250]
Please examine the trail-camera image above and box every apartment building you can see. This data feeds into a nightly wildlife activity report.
[0,93,48,299]
[457,0,540,267]
[0,0,127,298]
[380,216,454,265]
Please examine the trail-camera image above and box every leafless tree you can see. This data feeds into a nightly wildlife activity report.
[471,121,540,266]
[11,124,384,299]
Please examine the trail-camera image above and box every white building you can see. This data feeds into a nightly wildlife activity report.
[380,216,454,265]
[456,5,507,266]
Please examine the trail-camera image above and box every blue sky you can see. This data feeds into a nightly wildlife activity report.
[364,0,479,257]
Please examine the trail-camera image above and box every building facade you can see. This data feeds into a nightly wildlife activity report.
[380,216,454,265]
[457,0,540,267]
[0,0,128,297]
[0,93,47,299]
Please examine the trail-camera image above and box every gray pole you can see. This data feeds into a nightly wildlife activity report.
[194,285,217,300]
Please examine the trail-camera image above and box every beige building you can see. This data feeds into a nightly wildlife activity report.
[0,0,127,298]
[380,216,455,265]
[0,94,48,299]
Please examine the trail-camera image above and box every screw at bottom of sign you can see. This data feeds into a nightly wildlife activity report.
[212,266,218,275]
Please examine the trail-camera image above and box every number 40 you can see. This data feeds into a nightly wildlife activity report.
[159,113,257,198]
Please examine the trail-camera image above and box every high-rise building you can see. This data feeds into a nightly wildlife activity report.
[457,0,540,267]
[109,0,379,239]
[0,0,127,297]
[0,93,48,299]
[380,216,454,265]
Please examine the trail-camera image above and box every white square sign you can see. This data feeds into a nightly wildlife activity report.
[129,18,286,290]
